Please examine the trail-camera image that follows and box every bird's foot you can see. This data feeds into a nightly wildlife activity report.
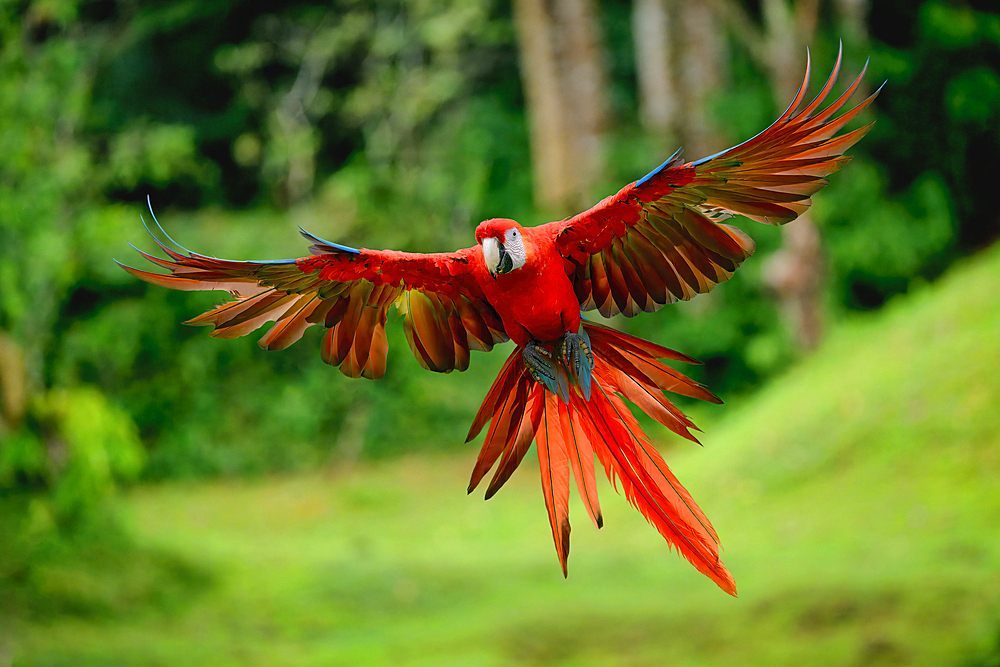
[523,340,570,403]
[557,327,594,400]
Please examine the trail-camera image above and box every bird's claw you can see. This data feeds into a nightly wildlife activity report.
[523,328,594,403]
[523,341,570,403]
[557,328,594,400]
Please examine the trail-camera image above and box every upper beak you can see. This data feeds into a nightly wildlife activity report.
[483,236,505,279]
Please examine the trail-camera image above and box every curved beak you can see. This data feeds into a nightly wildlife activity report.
[482,236,509,279]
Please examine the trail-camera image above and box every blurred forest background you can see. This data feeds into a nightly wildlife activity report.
[1,0,999,665]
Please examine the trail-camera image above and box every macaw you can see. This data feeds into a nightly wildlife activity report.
[122,51,877,595]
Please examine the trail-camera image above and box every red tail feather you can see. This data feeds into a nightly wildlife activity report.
[469,323,737,595]
[485,386,544,499]
[536,391,572,575]
[467,353,531,493]
[560,403,602,529]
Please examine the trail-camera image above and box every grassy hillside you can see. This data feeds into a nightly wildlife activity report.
[7,244,1000,666]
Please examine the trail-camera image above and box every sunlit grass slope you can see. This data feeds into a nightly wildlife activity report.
[10,244,1000,666]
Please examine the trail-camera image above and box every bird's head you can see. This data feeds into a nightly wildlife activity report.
[476,218,527,279]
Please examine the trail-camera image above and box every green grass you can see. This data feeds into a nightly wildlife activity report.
[6,244,1000,666]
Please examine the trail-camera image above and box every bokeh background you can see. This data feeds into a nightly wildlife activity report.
[1,0,999,665]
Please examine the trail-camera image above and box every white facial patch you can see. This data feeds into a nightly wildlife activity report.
[502,227,527,272]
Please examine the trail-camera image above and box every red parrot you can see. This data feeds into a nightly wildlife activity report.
[122,51,877,596]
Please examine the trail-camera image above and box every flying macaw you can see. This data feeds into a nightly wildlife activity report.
[122,51,877,595]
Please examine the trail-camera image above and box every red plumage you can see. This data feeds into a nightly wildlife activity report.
[467,322,735,592]
[121,49,877,595]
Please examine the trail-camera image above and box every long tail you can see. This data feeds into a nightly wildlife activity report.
[467,322,736,595]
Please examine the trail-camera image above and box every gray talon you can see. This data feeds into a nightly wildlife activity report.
[523,340,555,384]
[523,330,593,403]
[523,340,570,402]
[557,329,594,400]
[558,332,594,371]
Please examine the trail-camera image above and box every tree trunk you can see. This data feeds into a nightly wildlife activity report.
[762,219,825,351]
[758,0,826,351]
[834,0,869,50]
[675,1,728,158]
[718,0,829,351]
[0,332,27,433]
[513,0,609,214]
[632,0,676,143]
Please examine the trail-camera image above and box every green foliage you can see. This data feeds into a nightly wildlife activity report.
[965,631,1000,667]
[946,66,1000,125]
[869,0,1000,250]
[2,388,143,522]
[0,2,95,357]
[104,122,216,192]
[0,1,146,536]
[0,499,210,621]
[33,387,144,518]
[818,160,955,310]
[920,0,995,49]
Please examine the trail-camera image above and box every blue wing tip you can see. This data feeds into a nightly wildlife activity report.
[298,226,360,254]
[142,196,198,256]
[636,147,685,187]
[134,197,302,265]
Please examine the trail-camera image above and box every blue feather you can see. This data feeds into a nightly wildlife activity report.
[298,227,360,254]
[137,196,298,265]
[635,147,685,187]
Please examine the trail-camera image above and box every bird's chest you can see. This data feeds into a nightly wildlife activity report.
[484,255,580,344]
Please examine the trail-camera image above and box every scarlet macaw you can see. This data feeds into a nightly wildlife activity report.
[122,51,877,595]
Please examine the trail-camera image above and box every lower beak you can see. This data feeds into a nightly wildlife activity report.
[492,245,510,279]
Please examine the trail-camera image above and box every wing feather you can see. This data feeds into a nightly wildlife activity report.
[544,47,877,316]
[122,225,506,377]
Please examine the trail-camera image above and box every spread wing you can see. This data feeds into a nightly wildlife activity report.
[120,222,506,379]
[544,47,881,318]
